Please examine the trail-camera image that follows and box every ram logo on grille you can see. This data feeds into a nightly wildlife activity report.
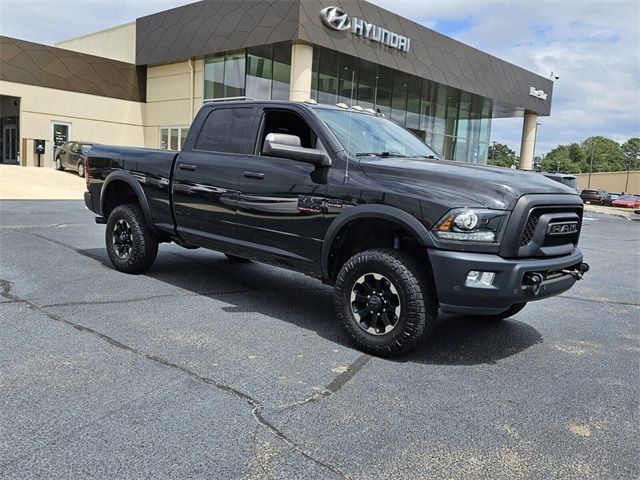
[548,222,578,235]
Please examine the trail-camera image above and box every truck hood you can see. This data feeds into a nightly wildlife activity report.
[358,157,577,209]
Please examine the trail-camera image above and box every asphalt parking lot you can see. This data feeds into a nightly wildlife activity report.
[1,199,638,479]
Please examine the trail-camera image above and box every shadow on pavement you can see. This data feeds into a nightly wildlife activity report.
[78,246,542,366]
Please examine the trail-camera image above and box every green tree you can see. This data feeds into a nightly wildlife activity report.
[581,136,626,172]
[621,137,640,171]
[487,143,517,168]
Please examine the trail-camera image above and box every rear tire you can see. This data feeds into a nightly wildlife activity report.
[225,254,251,263]
[334,248,438,357]
[106,204,158,274]
[77,161,84,177]
[55,157,63,171]
[472,302,527,322]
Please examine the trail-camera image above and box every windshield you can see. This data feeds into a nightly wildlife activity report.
[617,195,636,201]
[314,108,440,159]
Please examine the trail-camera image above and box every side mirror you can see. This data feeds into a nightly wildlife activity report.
[263,133,331,166]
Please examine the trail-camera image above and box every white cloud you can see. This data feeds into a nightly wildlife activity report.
[373,0,640,155]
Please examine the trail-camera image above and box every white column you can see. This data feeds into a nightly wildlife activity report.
[289,43,313,102]
[519,111,538,170]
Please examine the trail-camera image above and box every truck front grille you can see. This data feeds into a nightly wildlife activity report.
[518,206,583,253]
[520,210,544,246]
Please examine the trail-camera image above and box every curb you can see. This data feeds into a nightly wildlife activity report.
[584,205,640,221]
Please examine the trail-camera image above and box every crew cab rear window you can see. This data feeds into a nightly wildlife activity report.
[195,107,253,154]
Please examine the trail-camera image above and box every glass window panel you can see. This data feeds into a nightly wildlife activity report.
[375,65,393,118]
[223,52,246,98]
[456,91,471,143]
[170,128,179,151]
[271,42,291,100]
[246,45,273,100]
[311,49,320,101]
[315,48,340,105]
[195,107,254,154]
[203,56,224,100]
[429,133,446,156]
[356,59,376,110]
[338,54,359,105]
[180,128,189,149]
[405,75,422,129]
[160,128,168,150]
[391,72,408,124]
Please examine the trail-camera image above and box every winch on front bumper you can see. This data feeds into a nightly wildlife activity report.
[428,248,589,315]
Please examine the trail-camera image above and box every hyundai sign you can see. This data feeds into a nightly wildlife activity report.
[320,6,411,52]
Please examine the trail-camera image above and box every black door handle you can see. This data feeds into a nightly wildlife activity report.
[178,164,197,171]
[243,171,265,179]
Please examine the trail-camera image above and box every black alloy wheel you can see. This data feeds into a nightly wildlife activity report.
[350,272,401,335]
[105,204,158,274]
[112,219,133,260]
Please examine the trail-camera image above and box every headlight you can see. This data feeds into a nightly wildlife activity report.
[432,208,508,243]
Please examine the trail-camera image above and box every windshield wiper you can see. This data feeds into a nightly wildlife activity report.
[356,152,406,158]
[419,154,441,159]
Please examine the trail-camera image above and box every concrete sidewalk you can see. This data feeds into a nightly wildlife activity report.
[584,203,640,221]
[0,165,86,200]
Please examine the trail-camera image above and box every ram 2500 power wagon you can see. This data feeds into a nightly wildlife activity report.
[84,100,589,356]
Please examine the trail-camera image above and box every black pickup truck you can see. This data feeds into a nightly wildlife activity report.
[84,100,588,356]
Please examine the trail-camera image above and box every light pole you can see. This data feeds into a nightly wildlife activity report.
[625,154,639,193]
[587,141,595,189]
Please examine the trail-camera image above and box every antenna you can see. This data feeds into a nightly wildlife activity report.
[344,69,355,183]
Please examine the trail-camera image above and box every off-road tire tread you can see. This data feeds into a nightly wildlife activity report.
[334,248,438,357]
[106,204,158,274]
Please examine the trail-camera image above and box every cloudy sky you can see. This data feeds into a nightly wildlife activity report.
[1,0,638,155]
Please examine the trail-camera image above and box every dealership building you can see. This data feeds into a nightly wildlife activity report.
[0,0,553,169]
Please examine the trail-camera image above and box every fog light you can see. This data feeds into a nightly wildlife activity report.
[465,271,495,287]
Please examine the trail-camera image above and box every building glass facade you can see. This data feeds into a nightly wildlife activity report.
[204,42,291,102]
[203,42,493,164]
[310,46,493,164]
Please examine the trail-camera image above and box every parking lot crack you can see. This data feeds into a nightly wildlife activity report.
[559,294,640,307]
[0,278,351,480]
[274,354,372,412]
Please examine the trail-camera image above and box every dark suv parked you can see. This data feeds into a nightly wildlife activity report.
[84,100,588,356]
[579,189,611,205]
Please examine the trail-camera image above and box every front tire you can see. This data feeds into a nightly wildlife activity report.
[106,204,158,274]
[55,156,63,170]
[334,248,438,357]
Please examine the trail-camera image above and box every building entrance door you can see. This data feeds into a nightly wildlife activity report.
[2,125,17,163]
[52,122,71,165]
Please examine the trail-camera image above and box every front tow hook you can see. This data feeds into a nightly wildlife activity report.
[562,262,590,281]
[525,272,545,296]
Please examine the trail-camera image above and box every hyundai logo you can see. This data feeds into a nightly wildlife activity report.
[320,6,351,31]
[548,222,578,235]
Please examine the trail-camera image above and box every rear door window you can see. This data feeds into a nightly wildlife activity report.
[195,107,255,154]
